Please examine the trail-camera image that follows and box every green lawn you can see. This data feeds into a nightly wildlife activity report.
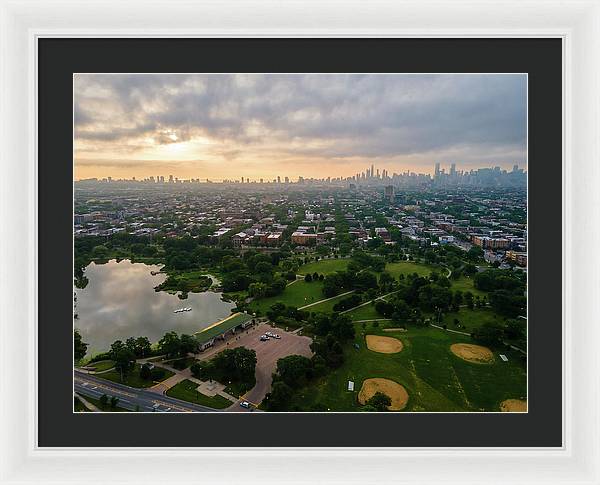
[298,258,350,275]
[441,308,505,333]
[302,292,354,313]
[87,360,115,372]
[97,364,174,388]
[248,280,326,314]
[166,380,233,409]
[450,276,487,297]
[344,303,382,321]
[284,322,526,412]
[385,261,436,279]
[224,379,256,398]
[74,396,89,412]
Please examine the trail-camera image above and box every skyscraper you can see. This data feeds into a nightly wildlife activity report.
[371,164,374,179]
[434,163,440,179]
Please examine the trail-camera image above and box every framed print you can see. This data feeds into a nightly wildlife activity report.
[1,1,599,484]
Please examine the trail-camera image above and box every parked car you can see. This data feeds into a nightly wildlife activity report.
[240,401,251,409]
[273,334,281,339]
[260,335,269,341]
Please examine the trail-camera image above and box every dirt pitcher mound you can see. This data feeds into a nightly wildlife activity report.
[500,399,527,412]
[358,378,409,410]
[366,335,403,353]
[450,343,494,364]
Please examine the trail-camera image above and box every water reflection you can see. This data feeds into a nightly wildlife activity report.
[74,259,235,356]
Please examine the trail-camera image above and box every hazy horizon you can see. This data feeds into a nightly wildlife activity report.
[74,74,527,181]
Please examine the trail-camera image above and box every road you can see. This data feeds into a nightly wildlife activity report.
[74,370,217,413]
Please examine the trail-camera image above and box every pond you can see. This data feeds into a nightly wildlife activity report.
[74,259,235,357]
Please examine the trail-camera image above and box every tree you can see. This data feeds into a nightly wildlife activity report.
[304,273,313,282]
[140,363,152,380]
[276,355,312,387]
[471,322,505,348]
[109,340,125,358]
[265,381,293,411]
[74,329,88,362]
[99,394,108,408]
[464,291,474,310]
[212,347,257,382]
[110,396,119,409]
[366,391,392,411]
[375,300,394,318]
[91,245,109,259]
[180,334,199,355]
[125,336,137,354]
[489,289,526,317]
[113,348,136,382]
[248,282,268,298]
[134,336,152,358]
[158,331,181,358]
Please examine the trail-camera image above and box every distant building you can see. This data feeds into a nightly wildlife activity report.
[291,232,318,246]
[471,235,510,249]
[506,250,527,267]
[384,185,395,203]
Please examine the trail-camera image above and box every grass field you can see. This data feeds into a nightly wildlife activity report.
[298,258,350,275]
[87,360,115,372]
[302,292,355,313]
[441,308,504,332]
[385,261,436,279]
[344,303,382,321]
[248,280,326,314]
[285,322,526,412]
[97,364,175,388]
[450,276,487,297]
[166,380,233,409]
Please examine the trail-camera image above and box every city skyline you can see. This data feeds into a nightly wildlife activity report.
[74,74,527,180]
[78,161,526,185]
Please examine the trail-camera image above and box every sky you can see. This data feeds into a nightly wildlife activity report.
[74,74,527,181]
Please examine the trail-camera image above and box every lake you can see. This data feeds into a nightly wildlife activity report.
[74,259,235,357]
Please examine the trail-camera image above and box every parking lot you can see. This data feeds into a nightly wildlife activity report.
[199,323,313,409]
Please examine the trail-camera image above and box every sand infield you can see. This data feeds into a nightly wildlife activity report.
[358,378,409,410]
[450,343,494,364]
[500,399,527,412]
[366,335,403,353]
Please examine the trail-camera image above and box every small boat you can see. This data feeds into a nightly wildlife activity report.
[173,307,192,313]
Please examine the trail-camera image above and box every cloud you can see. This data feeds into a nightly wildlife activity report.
[74,73,527,173]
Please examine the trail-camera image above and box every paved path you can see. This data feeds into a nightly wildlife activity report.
[74,370,217,413]
[430,323,470,336]
[74,392,100,412]
[298,290,354,310]
[355,318,393,323]
[340,289,402,314]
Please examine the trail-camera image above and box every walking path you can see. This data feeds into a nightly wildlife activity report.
[298,290,355,310]
[74,392,100,412]
[340,289,402,314]
[148,359,238,402]
[355,318,393,323]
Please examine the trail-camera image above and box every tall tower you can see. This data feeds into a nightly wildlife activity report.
[450,163,456,176]
[434,163,440,179]
[371,164,374,179]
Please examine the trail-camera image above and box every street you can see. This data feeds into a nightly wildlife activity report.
[74,370,216,413]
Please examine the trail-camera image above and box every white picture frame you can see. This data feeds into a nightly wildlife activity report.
[1,0,599,483]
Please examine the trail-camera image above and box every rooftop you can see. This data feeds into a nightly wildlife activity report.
[194,312,253,343]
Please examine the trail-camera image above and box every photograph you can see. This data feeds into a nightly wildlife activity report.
[73,73,528,414]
